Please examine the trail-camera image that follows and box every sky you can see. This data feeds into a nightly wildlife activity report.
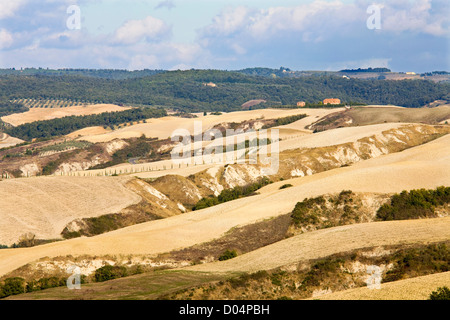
[0,0,449,72]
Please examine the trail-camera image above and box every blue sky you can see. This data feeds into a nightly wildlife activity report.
[0,0,448,72]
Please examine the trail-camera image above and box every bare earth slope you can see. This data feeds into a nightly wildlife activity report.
[0,176,141,245]
[0,133,449,277]
[0,133,24,149]
[315,271,450,300]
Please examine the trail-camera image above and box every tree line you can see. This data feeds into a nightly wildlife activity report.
[5,107,167,141]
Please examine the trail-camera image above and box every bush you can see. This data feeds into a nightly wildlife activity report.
[0,277,26,298]
[376,187,450,221]
[279,184,293,190]
[94,265,128,282]
[17,232,36,248]
[383,243,449,283]
[290,196,325,227]
[193,177,272,210]
[301,259,344,288]
[37,277,65,290]
[429,286,450,300]
[218,249,238,261]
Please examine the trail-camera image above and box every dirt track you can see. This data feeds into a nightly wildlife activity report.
[0,133,24,149]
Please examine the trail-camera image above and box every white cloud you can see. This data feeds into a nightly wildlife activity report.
[201,0,449,44]
[113,16,171,45]
[128,54,160,70]
[0,0,28,19]
[0,0,447,71]
[124,42,204,70]
[169,63,193,71]
[155,0,176,10]
[202,1,362,41]
[382,0,450,36]
[0,29,13,49]
[207,6,252,35]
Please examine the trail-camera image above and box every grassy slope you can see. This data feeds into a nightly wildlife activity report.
[4,270,226,300]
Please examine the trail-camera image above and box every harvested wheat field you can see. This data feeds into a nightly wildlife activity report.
[0,133,24,149]
[0,133,449,277]
[66,126,111,139]
[1,104,131,126]
[272,108,346,132]
[346,105,450,126]
[0,176,141,246]
[315,272,450,300]
[79,108,343,143]
[277,122,411,151]
[186,217,450,273]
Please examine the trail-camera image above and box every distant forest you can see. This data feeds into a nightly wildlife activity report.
[0,70,449,115]
[0,68,166,80]
[339,67,391,73]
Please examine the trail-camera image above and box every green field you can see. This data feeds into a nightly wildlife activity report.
[4,270,227,300]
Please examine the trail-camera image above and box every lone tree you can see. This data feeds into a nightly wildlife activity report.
[18,232,36,247]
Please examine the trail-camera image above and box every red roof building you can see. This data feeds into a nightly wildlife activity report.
[323,98,341,105]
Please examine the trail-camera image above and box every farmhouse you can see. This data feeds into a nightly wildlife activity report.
[323,98,341,105]
[297,101,306,107]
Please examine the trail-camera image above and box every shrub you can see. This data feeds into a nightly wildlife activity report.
[270,271,286,286]
[0,277,26,298]
[37,277,65,290]
[94,265,128,282]
[383,243,449,283]
[218,249,238,261]
[301,259,344,288]
[193,177,271,210]
[279,184,293,190]
[249,270,269,281]
[376,187,450,221]
[290,196,325,227]
[17,232,36,248]
[429,286,450,300]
